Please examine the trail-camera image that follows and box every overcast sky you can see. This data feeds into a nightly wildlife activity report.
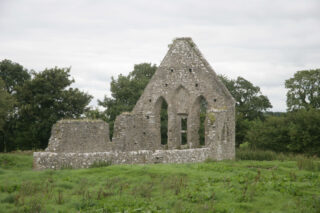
[1,0,319,111]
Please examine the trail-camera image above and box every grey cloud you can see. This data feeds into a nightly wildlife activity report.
[0,0,319,112]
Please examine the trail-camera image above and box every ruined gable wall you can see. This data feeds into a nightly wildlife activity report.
[45,120,111,153]
[113,38,235,153]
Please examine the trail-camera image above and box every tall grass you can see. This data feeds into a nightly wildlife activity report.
[297,157,320,172]
[236,148,281,161]
[0,153,33,169]
[0,152,320,212]
[236,148,320,171]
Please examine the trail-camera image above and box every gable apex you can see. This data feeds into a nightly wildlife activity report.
[163,37,235,104]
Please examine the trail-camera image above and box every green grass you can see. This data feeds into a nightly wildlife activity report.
[0,152,320,212]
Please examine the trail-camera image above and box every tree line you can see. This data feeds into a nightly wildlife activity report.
[97,63,320,156]
[1,59,319,156]
[0,60,92,151]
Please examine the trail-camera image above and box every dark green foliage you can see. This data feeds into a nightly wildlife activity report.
[84,108,107,120]
[0,78,15,132]
[198,113,206,146]
[236,148,282,161]
[219,75,272,146]
[10,67,92,150]
[246,108,320,156]
[285,69,320,111]
[219,75,272,120]
[286,108,320,155]
[0,59,30,94]
[89,160,112,168]
[0,60,92,151]
[98,63,157,139]
[198,97,207,146]
[245,69,320,156]
[246,116,290,152]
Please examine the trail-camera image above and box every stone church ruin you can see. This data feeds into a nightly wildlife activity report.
[33,37,235,169]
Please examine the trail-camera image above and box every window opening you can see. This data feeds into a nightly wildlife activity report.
[198,97,208,146]
[160,100,168,145]
[181,117,187,145]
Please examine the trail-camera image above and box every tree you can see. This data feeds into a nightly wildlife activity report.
[99,63,157,138]
[1,67,92,151]
[219,75,272,146]
[219,75,272,120]
[286,108,320,156]
[285,69,320,111]
[0,78,15,131]
[0,59,30,94]
[245,115,290,152]
[245,108,320,156]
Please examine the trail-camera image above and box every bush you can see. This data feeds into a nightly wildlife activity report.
[236,148,279,161]
[245,108,320,156]
[286,108,320,156]
[89,160,112,168]
[245,117,290,152]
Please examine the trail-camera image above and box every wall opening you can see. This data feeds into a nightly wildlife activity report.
[222,123,228,143]
[181,117,188,145]
[198,97,208,146]
[160,100,168,145]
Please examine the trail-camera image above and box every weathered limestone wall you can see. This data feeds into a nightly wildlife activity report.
[45,120,111,153]
[33,148,223,170]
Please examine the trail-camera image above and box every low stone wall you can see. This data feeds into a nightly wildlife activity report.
[33,148,217,170]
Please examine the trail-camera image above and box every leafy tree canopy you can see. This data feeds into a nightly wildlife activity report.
[219,75,272,146]
[0,59,30,94]
[219,75,272,120]
[13,67,92,149]
[98,63,157,138]
[246,108,320,156]
[285,69,320,111]
[0,78,15,131]
[0,64,92,151]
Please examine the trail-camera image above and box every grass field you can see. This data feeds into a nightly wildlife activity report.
[0,151,320,213]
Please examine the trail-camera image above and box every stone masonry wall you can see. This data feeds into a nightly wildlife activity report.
[45,120,111,153]
[33,148,223,170]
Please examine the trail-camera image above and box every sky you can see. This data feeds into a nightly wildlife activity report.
[0,0,319,112]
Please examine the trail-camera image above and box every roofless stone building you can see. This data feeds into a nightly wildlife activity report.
[33,37,236,169]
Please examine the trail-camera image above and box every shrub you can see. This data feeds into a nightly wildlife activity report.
[89,160,112,168]
[297,157,320,172]
[236,148,278,161]
[245,108,320,156]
